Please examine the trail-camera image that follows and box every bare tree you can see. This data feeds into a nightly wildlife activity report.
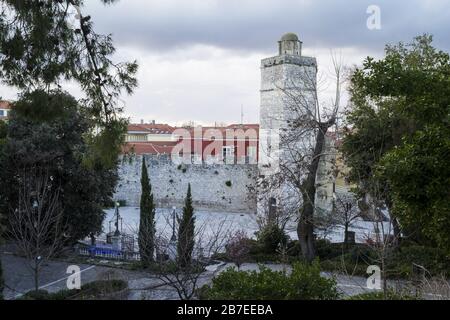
[360,182,399,298]
[256,196,296,238]
[8,167,65,292]
[321,186,401,299]
[225,230,251,270]
[260,54,346,262]
[134,211,232,300]
[334,192,361,248]
[418,276,450,300]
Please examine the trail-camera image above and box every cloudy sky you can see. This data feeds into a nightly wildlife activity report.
[2,0,450,125]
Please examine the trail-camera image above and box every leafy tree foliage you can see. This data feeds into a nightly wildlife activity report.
[342,35,450,252]
[0,120,5,300]
[0,0,135,289]
[200,262,338,300]
[256,223,288,254]
[177,183,195,267]
[0,0,138,167]
[381,126,450,252]
[138,157,156,266]
[0,194,4,300]
[0,90,118,242]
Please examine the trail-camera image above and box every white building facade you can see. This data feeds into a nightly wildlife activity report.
[258,33,318,218]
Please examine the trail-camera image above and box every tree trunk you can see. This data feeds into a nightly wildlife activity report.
[297,122,333,262]
[34,264,39,292]
[90,233,96,246]
[381,253,388,298]
[344,222,349,250]
[386,198,401,247]
[298,190,316,263]
[391,217,401,247]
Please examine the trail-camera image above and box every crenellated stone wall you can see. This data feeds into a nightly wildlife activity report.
[114,154,258,213]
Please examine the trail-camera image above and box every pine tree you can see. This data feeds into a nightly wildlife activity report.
[138,157,156,267]
[0,1,138,168]
[177,183,195,267]
[0,91,119,242]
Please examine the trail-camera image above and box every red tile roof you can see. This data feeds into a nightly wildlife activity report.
[123,142,177,155]
[124,123,260,155]
[0,101,11,109]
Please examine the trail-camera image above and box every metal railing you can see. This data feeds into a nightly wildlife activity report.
[76,242,140,261]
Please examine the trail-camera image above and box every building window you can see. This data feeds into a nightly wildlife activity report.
[222,146,233,157]
[222,146,234,163]
[247,146,257,164]
[126,134,147,142]
[0,110,5,116]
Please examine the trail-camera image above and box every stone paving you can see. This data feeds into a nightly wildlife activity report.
[3,249,447,300]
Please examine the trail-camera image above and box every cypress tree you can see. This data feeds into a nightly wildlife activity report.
[138,157,156,267]
[177,183,195,267]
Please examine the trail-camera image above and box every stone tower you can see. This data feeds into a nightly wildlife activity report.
[258,33,318,216]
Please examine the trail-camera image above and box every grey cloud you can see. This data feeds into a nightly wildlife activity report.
[85,0,450,54]
[3,0,450,125]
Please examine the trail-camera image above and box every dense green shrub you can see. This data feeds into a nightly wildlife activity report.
[21,290,51,300]
[348,245,377,263]
[286,240,301,257]
[388,245,450,278]
[219,238,449,279]
[315,239,377,262]
[200,266,289,300]
[77,279,127,295]
[288,261,339,300]
[318,241,449,279]
[319,258,370,277]
[256,224,289,254]
[317,241,377,276]
[315,239,343,260]
[20,280,128,300]
[200,261,339,300]
[213,239,282,263]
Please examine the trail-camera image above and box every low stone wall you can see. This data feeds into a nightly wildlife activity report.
[115,155,258,213]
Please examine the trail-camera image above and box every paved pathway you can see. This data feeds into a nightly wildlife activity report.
[2,253,447,300]
[1,252,146,299]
